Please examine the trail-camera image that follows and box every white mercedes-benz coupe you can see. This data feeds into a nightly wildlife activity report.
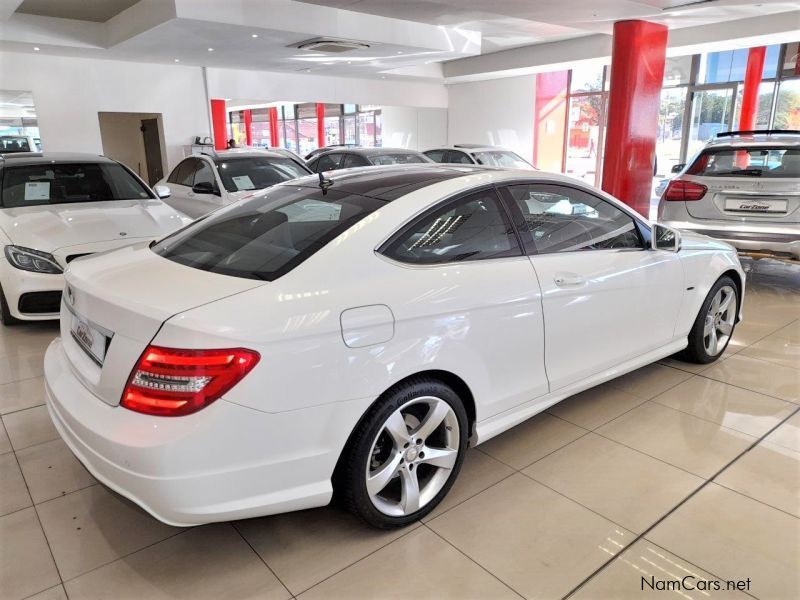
[44,165,745,528]
[0,153,191,325]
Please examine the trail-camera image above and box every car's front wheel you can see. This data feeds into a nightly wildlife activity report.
[338,377,468,528]
[678,275,739,364]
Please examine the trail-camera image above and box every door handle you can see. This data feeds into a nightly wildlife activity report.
[554,273,585,287]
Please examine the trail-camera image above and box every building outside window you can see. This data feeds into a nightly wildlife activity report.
[564,64,607,186]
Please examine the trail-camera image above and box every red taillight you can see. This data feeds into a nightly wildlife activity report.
[121,346,260,416]
[663,180,708,201]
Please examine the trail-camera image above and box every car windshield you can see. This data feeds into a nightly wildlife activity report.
[687,147,800,178]
[0,136,33,153]
[369,153,428,165]
[151,185,384,281]
[472,151,532,169]
[215,157,310,192]
[1,162,152,208]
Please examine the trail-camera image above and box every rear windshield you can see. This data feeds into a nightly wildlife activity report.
[687,147,800,178]
[0,137,32,153]
[1,162,152,208]
[214,157,309,193]
[472,151,532,169]
[369,153,428,166]
[151,185,384,281]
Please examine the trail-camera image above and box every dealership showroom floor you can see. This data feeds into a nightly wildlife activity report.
[1,257,797,599]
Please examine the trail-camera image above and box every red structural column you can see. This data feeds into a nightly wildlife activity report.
[601,20,667,216]
[316,103,326,148]
[210,98,227,150]
[739,46,766,131]
[268,107,280,147]
[243,109,253,147]
[534,71,569,172]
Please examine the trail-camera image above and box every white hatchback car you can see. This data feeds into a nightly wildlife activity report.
[0,153,190,325]
[157,149,311,219]
[44,165,744,528]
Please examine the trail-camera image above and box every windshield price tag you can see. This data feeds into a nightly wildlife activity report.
[232,175,255,191]
[24,181,50,201]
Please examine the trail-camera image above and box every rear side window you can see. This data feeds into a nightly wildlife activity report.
[424,150,446,162]
[687,147,800,177]
[168,158,197,185]
[1,162,152,208]
[151,186,384,281]
[381,189,521,264]
[445,151,473,164]
[369,153,428,165]
[313,154,342,172]
[341,154,370,168]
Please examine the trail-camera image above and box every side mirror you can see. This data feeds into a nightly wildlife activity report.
[153,184,171,199]
[652,223,682,252]
[671,163,686,174]
[192,181,218,195]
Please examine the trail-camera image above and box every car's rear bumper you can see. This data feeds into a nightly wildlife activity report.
[44,337,369,526]
[661,219,800,259]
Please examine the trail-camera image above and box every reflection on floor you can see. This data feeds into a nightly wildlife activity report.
[1,258,798,600]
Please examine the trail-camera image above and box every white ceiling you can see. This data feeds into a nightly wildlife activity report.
[16,0,139,22]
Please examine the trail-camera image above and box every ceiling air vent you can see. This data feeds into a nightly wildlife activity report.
[290,37,371,53]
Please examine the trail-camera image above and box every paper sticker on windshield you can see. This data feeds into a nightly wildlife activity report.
[24,181,50,201]
[232,175,255,191]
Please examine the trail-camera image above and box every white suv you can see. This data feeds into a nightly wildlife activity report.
[658,130,800,260]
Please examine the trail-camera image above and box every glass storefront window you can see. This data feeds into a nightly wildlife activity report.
[357,111,377,147]
[296,118,318,156]
[774,79,800,129]
[656,87,687,176]
[663,55,693,86]
[781,42,800,77]
[570,64,605,93]
[699,45,781,84]
[733,81,776,131]
[565,95,602,185]
[323,116,340,146]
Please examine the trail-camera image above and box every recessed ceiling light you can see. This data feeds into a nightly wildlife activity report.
[33,47,40,51]
[381,75,387,79]
[396,51,403,54]
[174,58,180,62]
[208,48,214,52]
[251,34,258,38]
[305,69,311,73]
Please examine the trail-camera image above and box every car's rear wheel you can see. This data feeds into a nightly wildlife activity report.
[338,377,468,528]
[0,285,20,326]
[678,275,738,364]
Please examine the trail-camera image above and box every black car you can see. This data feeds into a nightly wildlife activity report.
[305,144,360,161]
[307,147,433,173]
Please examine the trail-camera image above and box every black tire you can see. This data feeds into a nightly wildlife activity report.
[676,275,738,364]
[336,377,468,528]
[0,285,20,326]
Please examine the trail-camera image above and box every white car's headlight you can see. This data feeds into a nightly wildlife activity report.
[4,246,63,274]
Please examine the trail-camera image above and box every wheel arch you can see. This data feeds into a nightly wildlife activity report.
[720,268,744,322]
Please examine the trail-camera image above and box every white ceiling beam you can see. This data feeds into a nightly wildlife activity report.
[0,0,23,22]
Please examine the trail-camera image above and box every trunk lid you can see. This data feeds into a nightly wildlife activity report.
[684,179,800,223]
[61,242,264,406]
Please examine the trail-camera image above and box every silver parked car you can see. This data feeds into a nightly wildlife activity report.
[658,130,800,260]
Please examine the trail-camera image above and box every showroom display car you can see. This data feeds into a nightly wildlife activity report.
[424,144,536,169]
[0,152,190,325]
[157,149,312,219]
[658,130,800,260]
[307,147,433,172]
[44,164,745,528]
[0,134,40,153]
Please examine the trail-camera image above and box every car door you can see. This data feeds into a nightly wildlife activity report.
[500,182,685,391]
[380,187,548,418]
[161,158,196,214]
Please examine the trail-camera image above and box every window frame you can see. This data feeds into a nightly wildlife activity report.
[168,158,198,186]
[445,150,474,165]
[376,184,525,266]
[497,180,649,256]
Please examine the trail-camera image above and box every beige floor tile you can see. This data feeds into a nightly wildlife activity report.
[0,376,46,415]
[36,485,182,580]
[299,527,520,600]
[423,448,514,521]
[64,524,289,600]
[573,539,750,600]
[651,376,796,438]
[648,483,800,600]
[0,419,10,454]
[428,473,633,600]
[728,319,782,350]
[0,451,32,517]
[236,506,420,595]
[659,356,718,374]
[478,412,587,470]
[716,441,800,517]
[764,411,800,452]
[597,402,755,478]
[16,439,96,504]
[0,507,60,599]
[547,382,648,430]
[740,334,800,370]
[25,585,68,600]
[0,328,57,360]
[703,354,800,403]
[0,351,46,386]
[772,320,800,343]
[523,433,703,533]
[607,364,693,400]
[3,405,59,450]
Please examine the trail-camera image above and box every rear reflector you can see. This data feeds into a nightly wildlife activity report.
[663,180,708,201]
[121,346,260,416]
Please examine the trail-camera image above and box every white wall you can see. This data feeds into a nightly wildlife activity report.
[0,51,209,171]
[447,75,535,163]
[380,106,447,150]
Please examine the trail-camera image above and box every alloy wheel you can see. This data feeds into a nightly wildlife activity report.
[703,285,737,356]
